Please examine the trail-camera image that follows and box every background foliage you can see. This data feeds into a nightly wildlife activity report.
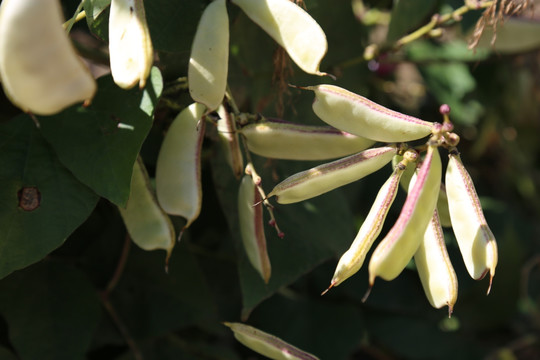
[0,0,539,359]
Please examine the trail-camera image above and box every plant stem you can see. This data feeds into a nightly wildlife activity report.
[63,1,86,33]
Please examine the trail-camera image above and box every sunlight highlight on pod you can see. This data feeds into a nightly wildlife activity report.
[109,0,153,89]
[155,103,206,232]
[118,158,175,259]
[368,145,441,286]
[268,146,397,204]
[231,0,328,76]
[240,119,375,160]
[445,152,498,294]
[414,210,458,316]
[238,174,271,283]
[0,0,96,115]
[224,322,320,360]
[303,84,434,143]
[324,158,408,293]
[188,0,229,110]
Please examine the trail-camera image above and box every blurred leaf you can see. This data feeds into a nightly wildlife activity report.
[407,39,490,62]
[366,312,482,359]
[0,261,102,360]
[419,62,483,125]
[387,0,438,43]
[0,115,99,279]
[39,67,163,207]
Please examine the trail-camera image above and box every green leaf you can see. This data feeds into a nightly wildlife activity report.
[419,62,483,125]
[39,67,163,207]
[145,0,205,53]
[0,261,102,360]
[0,115,99,279]
[247,291,365,360]
[83,0,111,24]
[387,0,438,43]
[109,241,218,340]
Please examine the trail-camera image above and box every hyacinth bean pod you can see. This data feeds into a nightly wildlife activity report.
[238,174,271,283]
[445,152,498,294]
[231,0,328,76]
[240,118,375,160]
[109,0,154,89]
[414,210,458,315]
[306,84,434,143]
[0,0,96,115]
[327,162,405,290]
[188,0,229,110]
[155,103,206,231]
[368,145,441,284]
[118,158,175,258]
[224,322,320,360]
[267,146,397,204]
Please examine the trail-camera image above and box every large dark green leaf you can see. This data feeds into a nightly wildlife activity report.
[0,261,102,360]
[108,241,218,341]
[39,68,163,207]
[0,116,99,279]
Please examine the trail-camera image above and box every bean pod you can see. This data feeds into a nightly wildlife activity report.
[445,152,498,294]
[268,146,397,204]
[109,0,154,89]
[240,118,375,161]
[155,103,206,231]
[0,0,96,115]
[188,0,229,110]
[306,84,434,143]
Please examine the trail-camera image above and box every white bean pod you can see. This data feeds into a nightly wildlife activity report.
[0,0,96,115]
[155,103,206,230]
[240,119,375,160]
[109,0,154,89]
[328,163,404,290]
[267,146,397,204]
[224,322,320,360]
[238,175,271,283]
[118,157,175,257]
[306,84,434,142]
[231,0,328,76]
[445,153,498,294]
[414,210,458,315]
[188,0,229,110]
[368,145,441,283]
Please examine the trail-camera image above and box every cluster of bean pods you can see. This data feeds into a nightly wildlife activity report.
[0,0,500,356]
